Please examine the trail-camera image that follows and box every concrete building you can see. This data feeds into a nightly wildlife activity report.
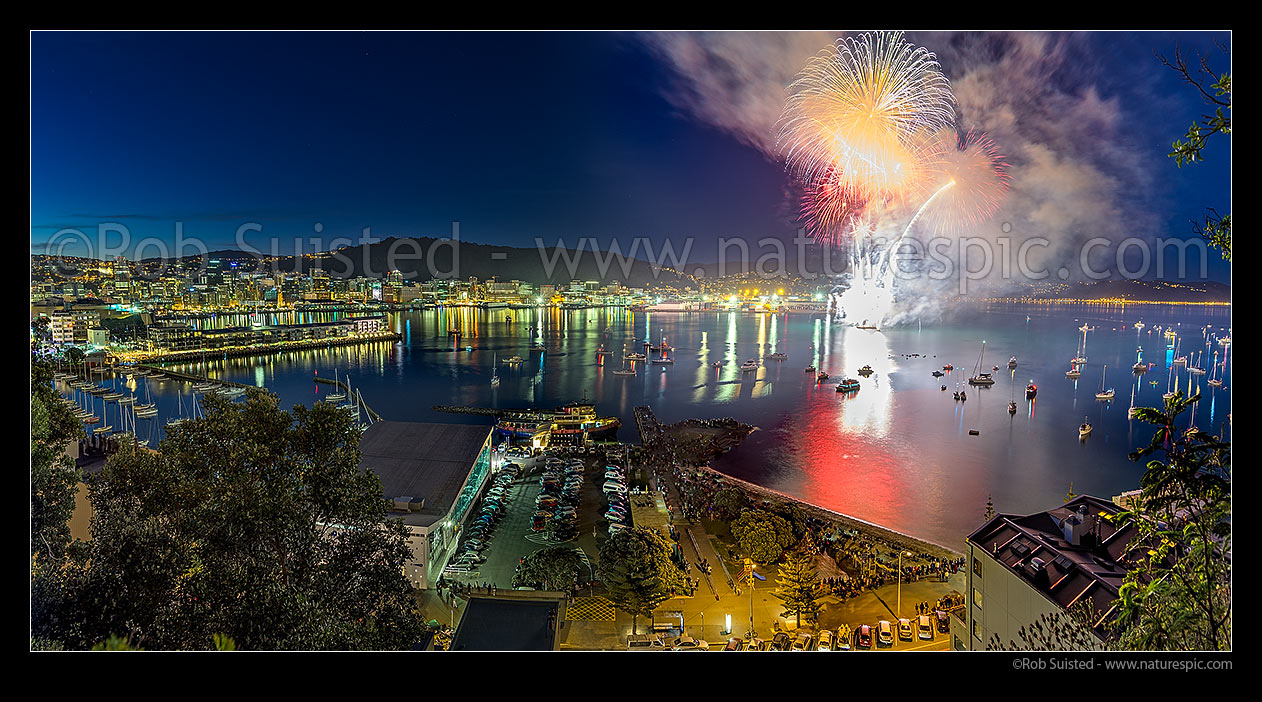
[953,495,1139,651]
[358,421,496,589]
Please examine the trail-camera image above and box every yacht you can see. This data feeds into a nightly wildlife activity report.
[968,341,995,386]
[1079,418,1093,438]
[857,364,874,376]
[741,360,758,373]
[816,371,830,382]
[835,378,860,393]
[1008,356,1018,369]
[624,352,647,362]
[768,351,788,361]
[804,365,816,373]
[1066,364,1082,379]
[612,345,637,376]
[1095,365,1115,400]
[503,355,524,365]
[491,354,500,387]
[1008,401,1018,415]
[1026,383,1038,399]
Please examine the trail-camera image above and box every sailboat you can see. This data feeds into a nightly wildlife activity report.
[1008,374,1018,414]
[1207,350,1223,388]
[968,341,995,386]
[651,331,675,365]
[613,344,636,376]
[491,353,501,386]
[1127,383,1139,419]
[1171,339,1186,367]
[326,368,347,403]
[1133,346,1148,373]
[1187,350,1206,376]
[1073,325,1089,364]
[1079,416,1093,438]
[1095,365,1115,400]
[1163,362,1177,400]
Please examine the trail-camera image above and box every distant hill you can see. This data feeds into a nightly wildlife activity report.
[145,237,691,288]
[1014,279,1231,303]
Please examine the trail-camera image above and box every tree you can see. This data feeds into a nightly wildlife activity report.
[513,547,585,592]
[30,359,84,562]
[35,390,425,650]
[598,526,687,634]
[1159,43,1231,260]
[711,486,748,521]
[1107,392,1230,650]
[774,547,824,628]
[730,509,794,564]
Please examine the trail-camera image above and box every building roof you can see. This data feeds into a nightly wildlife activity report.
[967,495,1142,633]
[358,421,493,528]
[449,596,561,651]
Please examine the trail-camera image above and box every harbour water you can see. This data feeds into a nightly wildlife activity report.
[68,303,1231,549]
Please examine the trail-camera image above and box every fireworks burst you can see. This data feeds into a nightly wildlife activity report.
[779,31,955,212]
[915,129,1011,233]
[800,170,867,246]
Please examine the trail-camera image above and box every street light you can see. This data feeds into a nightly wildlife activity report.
[897,550,913,618]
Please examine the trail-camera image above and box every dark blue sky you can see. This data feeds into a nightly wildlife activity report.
[31,31,1230,281]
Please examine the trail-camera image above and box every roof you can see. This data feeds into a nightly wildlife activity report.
[449,596,561,651]
[967,495,1142,634]
[358,421,493,528]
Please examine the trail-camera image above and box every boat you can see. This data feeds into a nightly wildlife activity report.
[650,332,675,364]
[941,385,948,391]
[816,371,830,382]
[1079,418,1093,437]
[1218,336,1231,347]
[942,364,954,371]
[741,360,758,373]
[768,351,788,361]
[968,342,995,386]
[1095,365,1115,400]
[612,344,637,376]
[1066,363,1082,379]
[960,389,967,401]
[1008,400,1018,414]
[854,322,879,330]
[804,365,816,373]
[712,361,722,369]
[1008,356,1018,368]
[858,365,873,376]
[1187,351,1206,375]
[1207,351,1223,387]
[835,378,860,393]
[625,352,647,362]
[494,400,621,442]
[491,354,501,387]
[503,355,524,365]
[1134,322,1145,330]
[931,370,944,378]
[325,369,347,403]
[1026,383,1038,399]
[1127,384,1139,419]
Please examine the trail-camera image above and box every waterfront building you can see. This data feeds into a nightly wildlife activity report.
[357,421,496,589]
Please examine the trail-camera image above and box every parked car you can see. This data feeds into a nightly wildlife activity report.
[816,629,833,651]
[670,636,709,650]
[857,625,872,649]
[627,634,665,649]
[791,632,813,651]
[877,620,893,647]
[836,625,852,651]
[898,618,913,641]
[917,614,934,641]
[935,610,950,634]
[770,632,791,651]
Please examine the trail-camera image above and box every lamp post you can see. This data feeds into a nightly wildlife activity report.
[897,550,912,618]
[748,562,756,639]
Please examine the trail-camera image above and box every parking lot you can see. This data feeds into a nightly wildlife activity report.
[441,445,632,593]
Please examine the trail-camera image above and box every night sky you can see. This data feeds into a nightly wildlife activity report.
[31,31,1230,282]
